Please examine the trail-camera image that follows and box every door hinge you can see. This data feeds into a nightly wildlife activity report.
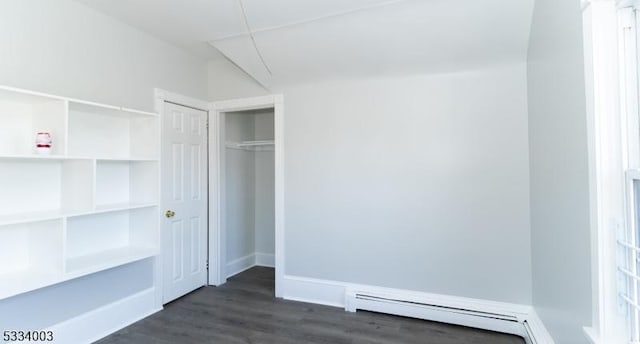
[206,260,209,269]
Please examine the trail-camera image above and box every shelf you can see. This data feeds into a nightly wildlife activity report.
[96,157,159,162]
[95,160,159,206]
[0,154,78,161]
[0,247,157,301]
[0,269,64,301]
[65,246,158,275]
[65,207,159,266]
[0,159,88,219]
[226,140,275,151]
[0,86,156,117]
[93,202,157,214]
[0,155,159,162]
[0,204,157,226]
[0,91,67,156]
[0,86,65,105]
[0,210,66,227]
[0,83,160,302]
[237,140,274,147]
[0,219,64,300]
[67,104,160,160]
[66,202,157,219]
[68,99,158,118]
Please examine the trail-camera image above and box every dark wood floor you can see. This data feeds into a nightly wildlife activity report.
[98,267,525,344]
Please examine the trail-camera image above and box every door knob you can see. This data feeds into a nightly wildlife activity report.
[165,210,176,218]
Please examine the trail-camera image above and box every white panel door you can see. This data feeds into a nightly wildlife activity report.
[162,102,208,304]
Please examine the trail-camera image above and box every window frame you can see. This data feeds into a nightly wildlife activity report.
[620,5,640,342]
[582,1,638,343]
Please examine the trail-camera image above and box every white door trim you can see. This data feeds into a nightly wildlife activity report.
[209,95,285,298]
[154,89,209,307]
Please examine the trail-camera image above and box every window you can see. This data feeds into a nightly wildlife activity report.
[618,4,640,343]
[622,172,640,341]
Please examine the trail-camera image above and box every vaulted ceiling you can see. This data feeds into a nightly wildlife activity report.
[77,0,534,88]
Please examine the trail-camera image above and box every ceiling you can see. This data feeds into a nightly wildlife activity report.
[77,0,534,88]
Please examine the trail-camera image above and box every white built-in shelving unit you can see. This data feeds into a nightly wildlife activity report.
[0,85,160,301]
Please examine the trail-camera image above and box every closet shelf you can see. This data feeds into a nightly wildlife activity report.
[226,140,274,151]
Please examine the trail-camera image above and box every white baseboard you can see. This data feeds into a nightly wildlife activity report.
[226,253,275,278]
[583,326,599,344]
[282,275,555,344]
[524,310,555,344]
[255,253,275,268]
[46,287,160,344]
[226,254,257,278]
[282,275,347,307]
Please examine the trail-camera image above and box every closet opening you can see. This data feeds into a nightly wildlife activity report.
[221,107,275,292]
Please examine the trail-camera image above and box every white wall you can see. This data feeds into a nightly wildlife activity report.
[208,58,269,102]
[225,112,257,264]
[254,111,276,256]
[276,63,532,304]
[0,0,207,329]
[0,0,207,111]
[527,0,592,341]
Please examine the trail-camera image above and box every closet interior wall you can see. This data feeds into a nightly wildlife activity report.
[225,108,275,277]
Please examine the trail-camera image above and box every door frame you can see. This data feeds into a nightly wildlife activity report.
[209,95,285,298]
[154,89,210,306]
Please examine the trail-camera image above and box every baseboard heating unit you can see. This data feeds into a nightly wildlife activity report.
[345,289,552,344]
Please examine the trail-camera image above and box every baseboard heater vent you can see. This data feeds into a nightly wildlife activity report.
[353,293,520,321]
[346,290,531,343]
